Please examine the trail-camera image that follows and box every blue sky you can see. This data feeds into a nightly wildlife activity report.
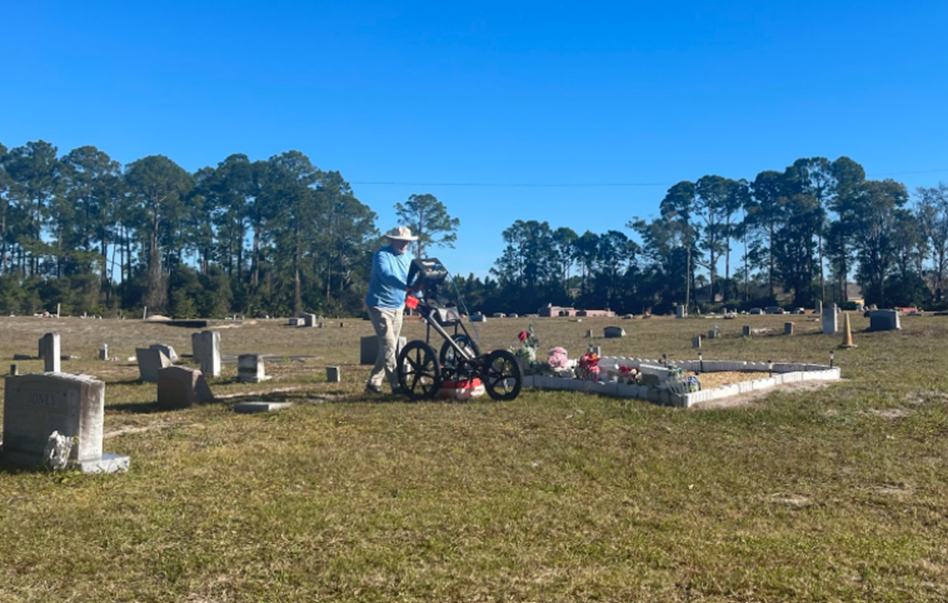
[4,1,947,278]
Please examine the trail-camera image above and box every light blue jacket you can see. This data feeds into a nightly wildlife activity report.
[365,246,413,309]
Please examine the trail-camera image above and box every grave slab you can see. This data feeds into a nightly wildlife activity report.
[233,401,292,414]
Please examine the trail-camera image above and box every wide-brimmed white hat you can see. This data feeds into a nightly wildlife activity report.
[384,226,418,241]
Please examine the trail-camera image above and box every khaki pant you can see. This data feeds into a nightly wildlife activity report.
[366,305,404,391]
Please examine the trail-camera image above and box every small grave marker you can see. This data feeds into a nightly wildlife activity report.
[192,330,221,377]
[822,305,838,335]
[326,366,341,382]
[692,335,702,349]
[233,402,291,414]
[603,326,626,338]
[41,332,61,372]
[742,325,751,337]
[784,322,794,335]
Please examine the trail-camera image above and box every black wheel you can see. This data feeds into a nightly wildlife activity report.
[439,334,480,366]
[396,341,442,401]
[482,349,522,401]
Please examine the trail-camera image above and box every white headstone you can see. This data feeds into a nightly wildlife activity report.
[237,353,270,383]
[3,373,128,473]
[193,330,221,377]
[822,304,838,335]
[42,332,61,373]
[676,305,687,318]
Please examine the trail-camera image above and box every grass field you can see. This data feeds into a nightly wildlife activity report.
[1,312,947,602]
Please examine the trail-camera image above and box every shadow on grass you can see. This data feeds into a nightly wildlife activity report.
[106,400,163,414]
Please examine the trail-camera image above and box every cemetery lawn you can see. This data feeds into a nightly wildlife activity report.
[1,313,947,602]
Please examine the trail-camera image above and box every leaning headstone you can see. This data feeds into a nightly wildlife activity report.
[869,309,901,331]
[784,322,794,335]
[603,326,626,338]
[135,348,171,383]
[149,343,178,362]
[822,305,838,335]
[326,366,341,382]
[157,366,213,410]
[692,335,702,349]
[2,373,129,472]
[360,335,407,365]
[41,332,61,373]
[99,344,109,361]
[742,325,751,337]
[676,305,687,319]
[192,330,221,377]
[237,353,270,383]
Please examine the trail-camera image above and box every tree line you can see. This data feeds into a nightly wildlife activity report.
[457,157,947,315]
[1,141,945,317]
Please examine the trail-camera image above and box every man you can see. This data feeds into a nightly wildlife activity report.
[365,226,418,394]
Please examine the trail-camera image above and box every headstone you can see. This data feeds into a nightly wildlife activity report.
[149,343,178,362]
[360,335,408,365]
[470,314,486,323]
[10,364,18,376]
[99,344,109,361]
[707,329,718,339]
[585,329,594,338]
[157,366,213,410]
[2,373,129,472]
[326,366,341,382]
[135,348,172,383]
[742,325,751,337]
[784,322,794,335]
[676,305,687,319]
[339,322,344,328]
[692,335,702,349]
[192,330,221,377]
[233,402,291,414]
[822,305,838,335]
[42,332,61,373]
[303,314,317,327]
[288,317,302,326]
[869,309,901,331]
[237,353,270,383]
[815,300,823,315]
[603,326,626,338]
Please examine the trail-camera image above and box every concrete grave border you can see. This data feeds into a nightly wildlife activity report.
[522,356,840,408]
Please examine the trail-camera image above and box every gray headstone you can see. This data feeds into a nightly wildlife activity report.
[288,317,302,326]
[822,305,838,335]
[470,314,486,323]
[360,335,408,365]
[136,348,172,383]
[603,326,626,338]
[676,305,687,318]
[237,353,270,383]
[192,330,221,377]
[157,366,213,410]
[303,314,317,327]
[585,329,594,337]
[869,309,901,331]
[326,366,341,382]
[99,344,109,361]
[815,300,823,315]
[42,332,61,373]
[692,335,702,349]
[784,322,794,335]
[10,364,18,376]
[3,373,128,472]
[707,329,718,339]
[742,325,751,337]
[149,343,178,362]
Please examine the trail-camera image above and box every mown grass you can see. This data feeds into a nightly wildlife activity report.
[1,313,947,602]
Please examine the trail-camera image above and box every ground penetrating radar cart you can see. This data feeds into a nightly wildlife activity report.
[396,258,522,401]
